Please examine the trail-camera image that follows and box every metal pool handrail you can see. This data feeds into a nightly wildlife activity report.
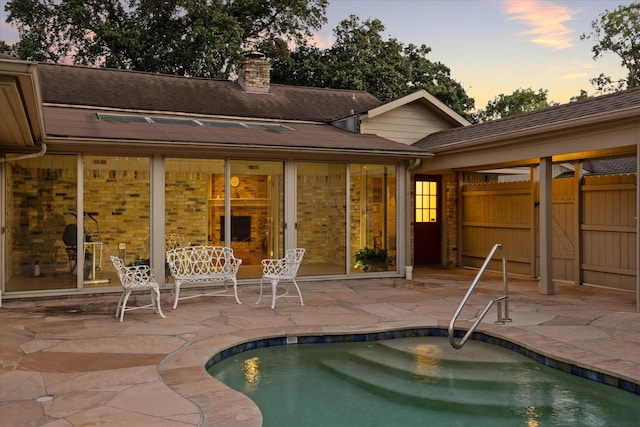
[449,243,511,349]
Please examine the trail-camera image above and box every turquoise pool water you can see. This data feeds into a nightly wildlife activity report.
[208,336,640,426]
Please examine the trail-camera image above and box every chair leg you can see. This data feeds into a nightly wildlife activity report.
[271,279,279,309]
[292,279,304,307]
[116,290,126,319]
[256,278,265,305]
[153,288,166,319]
[231,278,242,304]
[173,282,181,309]
[120,290,132,322]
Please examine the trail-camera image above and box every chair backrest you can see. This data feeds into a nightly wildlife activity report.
[111,255,154,289]
[165,233,188,251]
[166,245,241,276]
[282,248,305,278]
[110,256,128,287]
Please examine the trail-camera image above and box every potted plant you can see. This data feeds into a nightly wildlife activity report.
[354,247,391,272]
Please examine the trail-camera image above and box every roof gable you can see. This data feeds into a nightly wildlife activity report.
[366,89,469,126]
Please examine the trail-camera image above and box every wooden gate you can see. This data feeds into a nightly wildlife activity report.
[460,173,637,291]
[461,181,533,275]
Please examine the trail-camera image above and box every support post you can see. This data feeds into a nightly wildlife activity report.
[539,157,554,295]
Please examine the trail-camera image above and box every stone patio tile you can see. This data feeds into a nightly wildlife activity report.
[0,399,50,427]
[48,335,182,354]
[42,365,159,394]
[66,405,193,426]
[226,312,294,330]
[17,351,166,372]
[108,381,200,418]
[118,323,205,336]
[28,323,127,340]
[40,419,73,427]
[19,339,65,354]
[0,371,46,401]
[532,325,612,341]
[42,390,117,418]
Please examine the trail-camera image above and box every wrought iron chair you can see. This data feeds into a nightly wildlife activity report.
[256,248,305,309]
[110,256,166,322]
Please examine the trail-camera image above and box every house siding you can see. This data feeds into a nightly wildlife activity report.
[361,103,453,145]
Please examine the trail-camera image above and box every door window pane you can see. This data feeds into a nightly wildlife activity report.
[416,180,437,223]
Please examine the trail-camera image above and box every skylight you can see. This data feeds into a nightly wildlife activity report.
[97,113,293,131]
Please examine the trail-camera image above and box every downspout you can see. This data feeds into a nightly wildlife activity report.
[0,143,47,163]
[405,159,421,273]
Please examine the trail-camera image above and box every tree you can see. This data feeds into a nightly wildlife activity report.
[580,2,640,91]
[474,88,558,122]
[4,0,328,78]
[570,89,590,102]
[269,16,476,120]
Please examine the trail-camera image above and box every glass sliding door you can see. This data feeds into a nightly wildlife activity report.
[165,158,224,248]
[350,164,397,273]
[4,154,78,291]
[83,156,150,287]
[228,160,284,279]
[296,162,347,275]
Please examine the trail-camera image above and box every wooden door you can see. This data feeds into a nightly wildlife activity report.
[414,175,442,265]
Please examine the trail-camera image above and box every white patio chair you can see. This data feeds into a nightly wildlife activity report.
[256,248,305,309]
[110,256,166,322]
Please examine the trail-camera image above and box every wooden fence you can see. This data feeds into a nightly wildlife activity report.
[461,174,637,291]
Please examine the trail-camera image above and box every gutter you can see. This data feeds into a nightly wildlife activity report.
[44,136,435,159]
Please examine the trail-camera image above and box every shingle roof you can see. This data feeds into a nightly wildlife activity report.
[43,106,430,157]
[583,157,637,175]
[414,87,640,150]
[38,63,382,122]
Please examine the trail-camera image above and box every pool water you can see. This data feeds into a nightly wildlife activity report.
[208,336,640,426]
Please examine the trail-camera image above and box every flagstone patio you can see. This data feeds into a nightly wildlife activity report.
[1,268,638,426]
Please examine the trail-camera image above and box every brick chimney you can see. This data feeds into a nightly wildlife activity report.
[237,52,270,94]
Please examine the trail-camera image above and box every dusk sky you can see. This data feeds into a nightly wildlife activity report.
[0,0,634,109]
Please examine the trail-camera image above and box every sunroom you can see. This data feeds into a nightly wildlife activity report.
[1,56,436,297]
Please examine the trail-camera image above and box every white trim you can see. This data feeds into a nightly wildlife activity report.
[365,89,470,126]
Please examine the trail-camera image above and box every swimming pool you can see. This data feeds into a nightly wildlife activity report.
[208,335,640,426]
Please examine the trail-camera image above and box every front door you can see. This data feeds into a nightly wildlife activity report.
[413,175,442,265]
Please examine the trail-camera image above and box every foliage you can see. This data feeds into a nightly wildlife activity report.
[268,15,476,121]
[570,89,590,103]
[4,0,328,78]
[354,246,391,271]
[580,2,640,91]
[474,88,558,122]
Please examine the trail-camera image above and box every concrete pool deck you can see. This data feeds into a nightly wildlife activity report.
[1,267,639,426]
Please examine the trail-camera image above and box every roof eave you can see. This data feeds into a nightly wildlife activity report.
[44,136,434,159]
[428,106,640,154]
[0,59,46,147]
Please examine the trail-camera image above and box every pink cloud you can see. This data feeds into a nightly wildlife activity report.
[307,34,334,49]
[502,0,577,50]
[285,33,334,51]
[0,19,20,44]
